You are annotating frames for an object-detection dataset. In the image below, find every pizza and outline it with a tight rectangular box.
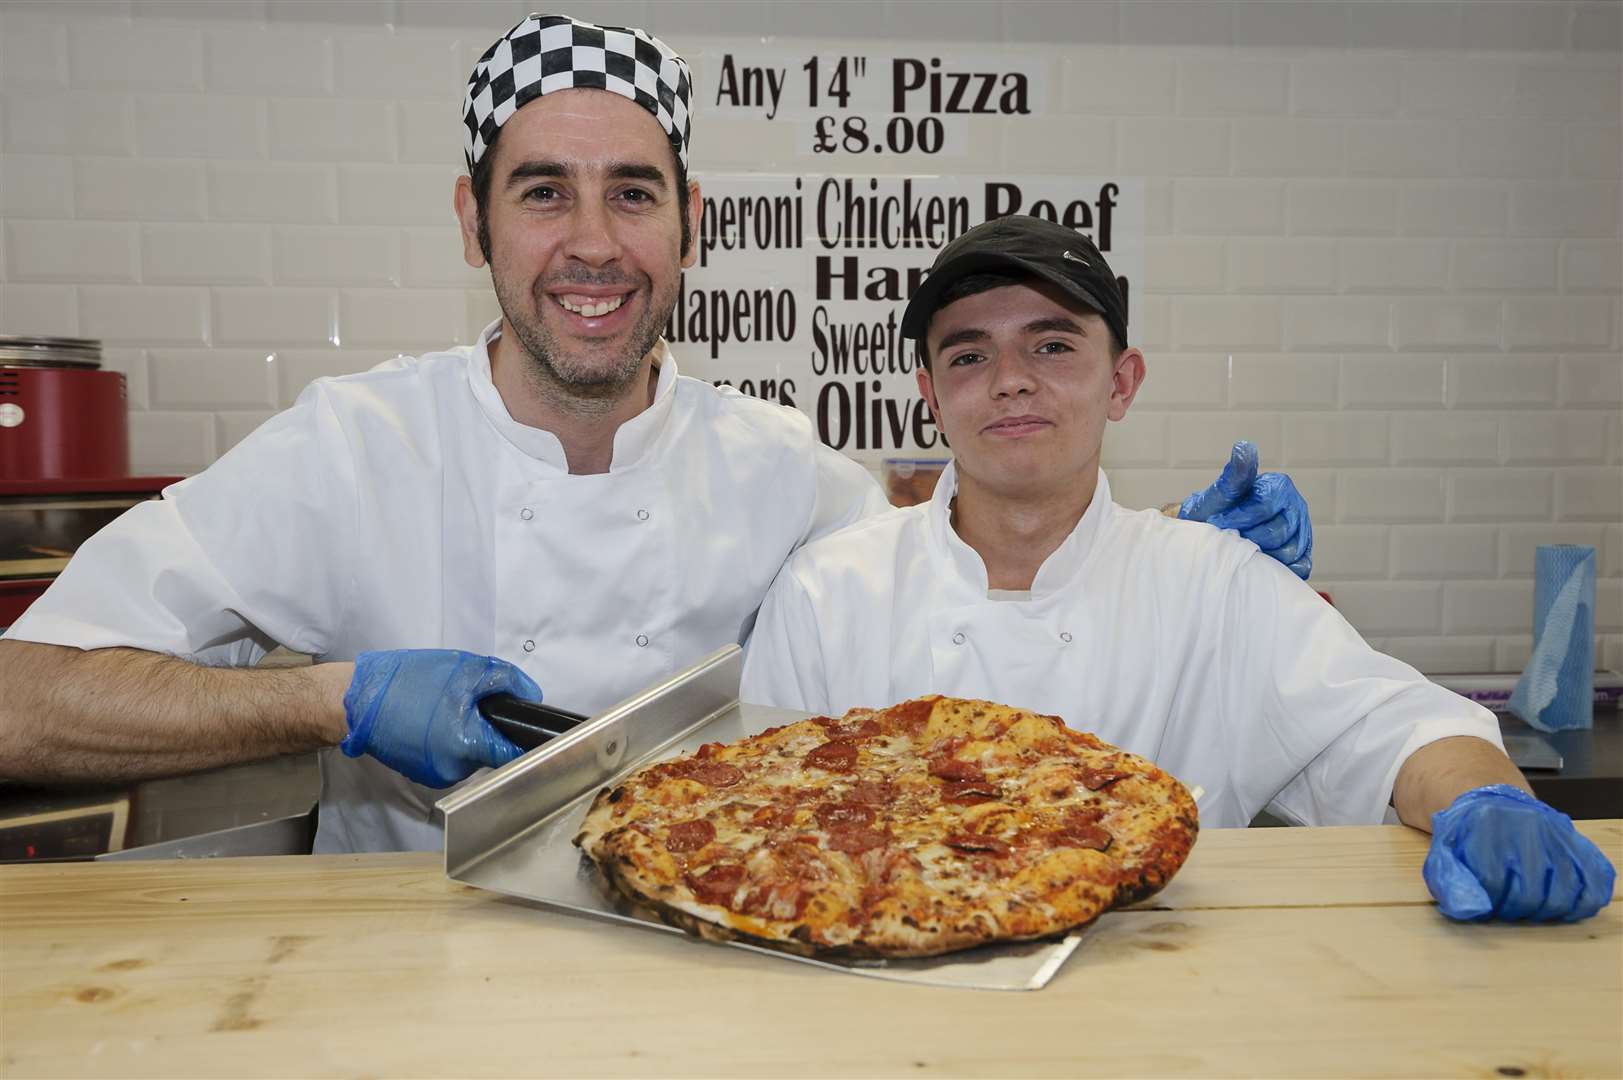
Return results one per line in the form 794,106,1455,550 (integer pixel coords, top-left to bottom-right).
573,695,1198,959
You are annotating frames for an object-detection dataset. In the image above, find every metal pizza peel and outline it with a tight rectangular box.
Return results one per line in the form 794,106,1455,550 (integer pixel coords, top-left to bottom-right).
436,645,1089,991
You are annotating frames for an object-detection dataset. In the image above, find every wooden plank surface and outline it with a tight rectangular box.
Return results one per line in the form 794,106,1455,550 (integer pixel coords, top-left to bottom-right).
2,823,1619,1079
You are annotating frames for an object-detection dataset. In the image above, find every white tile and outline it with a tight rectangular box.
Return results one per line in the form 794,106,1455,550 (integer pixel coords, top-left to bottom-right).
1120,1,1232,46
1449,469,1553,522
1064,51,1176,115
273,348,396,406
1175,180,1284,236
686,112,799,173
1562,241,1623,293
265,0,387,23
1118,118,1229,177
129,411,215,474
1229,354,1337,408
1461,1,1570,51
1099,412,1168,468
1231,118,1341,178
1398,59,1516,120
1448,354,1560,408
143,224,271,285
1500,524,1609,578
0,284,77,336
1598,581,1623,634
269,98,395,163
1501,412,1609,465
1391,526,1498,579
1167,413,1284,469
1134,295,1172,350
213,287,334,346
1444,581,1535,635
398,99,465,167
1344,122,1456,179
1310,524,1390,580
1171,296,1282,348
0,13,68,87
69,21,203,90
1281,411,1388,466
1558,354,1623,408
1131,354,1229,410
204,27,332,94
1101,467,1232,512
1000,116,1116,175
1233,1,1347,48
1288,183,1398,236
1556,467,1623,521
273,227,400,286
1390,413,1499,465
216,410,277,455
99,346,148,411
338,288,471,348
1330,582,1443,636
135,94,266,160
1143,238,1224,294
209,163,337,224
1392,298,1502,350
76,158,207,221
1494,636,1533,672
1514,64,1622,123
401,228,485,288
1456,122,1567,181
79,285,208,344
1227,238,1336,293
1610,411,1623,465
4,92,133,156
1289,58,1400,118
334,29,463,99
1505,298,1614,352
1604,522,1622,577
1000,1,1120,45
6,221,138,283
1397,184,1508,237
1451,240,1559,292
1339,239,1450,293
339,164,459,225
1380,636,1496,675
139,0,268,18
1284,297,1391,350
1345,1,1461,49
1340,354,1446,409
0,154,73,218
1339,468,1446,522
148,349,277,409
1177,58,1286,116
1510,182,1620,238
1569,124,1622,180
1571,2,1623,50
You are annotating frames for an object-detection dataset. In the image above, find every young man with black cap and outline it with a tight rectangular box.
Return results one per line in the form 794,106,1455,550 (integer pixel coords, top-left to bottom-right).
0,15,1311,855
741,215,1614,923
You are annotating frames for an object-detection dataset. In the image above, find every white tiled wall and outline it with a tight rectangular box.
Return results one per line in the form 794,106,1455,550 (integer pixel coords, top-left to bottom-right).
1,0,1619,674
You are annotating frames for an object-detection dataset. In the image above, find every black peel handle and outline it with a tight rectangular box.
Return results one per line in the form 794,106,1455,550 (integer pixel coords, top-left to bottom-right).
478,694,589,751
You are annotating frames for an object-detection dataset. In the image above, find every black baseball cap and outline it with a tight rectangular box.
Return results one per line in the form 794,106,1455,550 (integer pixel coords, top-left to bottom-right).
900,215,1128,351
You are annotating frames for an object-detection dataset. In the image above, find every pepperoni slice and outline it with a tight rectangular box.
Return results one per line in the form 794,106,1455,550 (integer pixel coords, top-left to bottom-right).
814,801,876,829
846,779,895,806
664,819,715,853
750,804,797,829
681,761,743,787
1050,824,1112,852
826,827,886,854
884,697,938,734
805,739,859,772
944,833,1011,856
685,863,746,906
941,780,1000,805
929,756,986,783
1079,765,1129,791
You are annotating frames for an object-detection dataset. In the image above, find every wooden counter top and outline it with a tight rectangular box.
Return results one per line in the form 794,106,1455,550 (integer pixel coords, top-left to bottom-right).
3,822,1619,1078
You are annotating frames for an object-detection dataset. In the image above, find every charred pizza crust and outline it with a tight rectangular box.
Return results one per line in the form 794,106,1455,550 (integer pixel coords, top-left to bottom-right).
573,696,1198,959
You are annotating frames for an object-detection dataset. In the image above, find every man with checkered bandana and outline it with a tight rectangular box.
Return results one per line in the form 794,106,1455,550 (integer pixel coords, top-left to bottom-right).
0,13,1313,853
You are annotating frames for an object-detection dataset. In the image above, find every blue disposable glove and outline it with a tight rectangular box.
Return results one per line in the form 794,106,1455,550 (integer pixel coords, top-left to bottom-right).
1179,440,1313,579
1423,784,1616,922
340,649,541,788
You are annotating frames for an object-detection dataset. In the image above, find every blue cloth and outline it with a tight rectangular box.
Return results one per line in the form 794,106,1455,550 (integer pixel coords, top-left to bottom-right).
340,649,540,788
1508,545,1596,732
1423,785,1615,922
1178,441,1313,579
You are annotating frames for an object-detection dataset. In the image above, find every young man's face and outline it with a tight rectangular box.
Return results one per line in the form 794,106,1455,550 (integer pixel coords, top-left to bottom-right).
917,279,1145,502
455,89,701,396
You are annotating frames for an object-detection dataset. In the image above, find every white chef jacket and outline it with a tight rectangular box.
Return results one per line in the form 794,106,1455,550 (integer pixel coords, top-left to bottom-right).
6,320,886,852
741,461,1503,829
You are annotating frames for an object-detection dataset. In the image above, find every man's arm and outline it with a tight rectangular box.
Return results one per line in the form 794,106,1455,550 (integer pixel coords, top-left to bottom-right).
0,639,351,784
1391,735,1531,831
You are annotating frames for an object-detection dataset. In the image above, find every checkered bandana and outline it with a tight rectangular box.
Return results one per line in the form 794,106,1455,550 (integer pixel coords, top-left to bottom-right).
462,13,693,172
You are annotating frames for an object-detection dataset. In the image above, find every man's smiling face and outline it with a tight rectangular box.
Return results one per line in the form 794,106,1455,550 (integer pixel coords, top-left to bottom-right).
459,88,699,401
917,278,1145,502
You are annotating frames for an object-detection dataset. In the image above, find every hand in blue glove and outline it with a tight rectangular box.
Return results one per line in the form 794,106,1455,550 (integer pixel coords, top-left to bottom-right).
1423,784,1616,922
340,649,540,788
1179,440,1313,579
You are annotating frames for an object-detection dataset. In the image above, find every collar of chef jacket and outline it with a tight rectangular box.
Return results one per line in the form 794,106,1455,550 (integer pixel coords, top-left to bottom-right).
925,460,1115,599
465,318,680,470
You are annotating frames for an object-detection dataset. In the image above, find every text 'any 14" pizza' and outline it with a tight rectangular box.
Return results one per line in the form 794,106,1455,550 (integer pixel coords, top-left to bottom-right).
574,695,1199,959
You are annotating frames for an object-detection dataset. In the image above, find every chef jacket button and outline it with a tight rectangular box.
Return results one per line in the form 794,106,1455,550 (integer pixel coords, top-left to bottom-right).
522,639,535,652
519,507,533,521
1060,631,1073,643
636,509,650,521
951,632,965,645
636,634,649,647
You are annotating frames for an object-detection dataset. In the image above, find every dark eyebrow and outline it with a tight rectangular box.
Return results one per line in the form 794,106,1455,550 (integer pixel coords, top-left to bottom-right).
934,327,990,352
503,160,670,190
1023,317,1087,336
609,162,669,189
505,160,570,189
